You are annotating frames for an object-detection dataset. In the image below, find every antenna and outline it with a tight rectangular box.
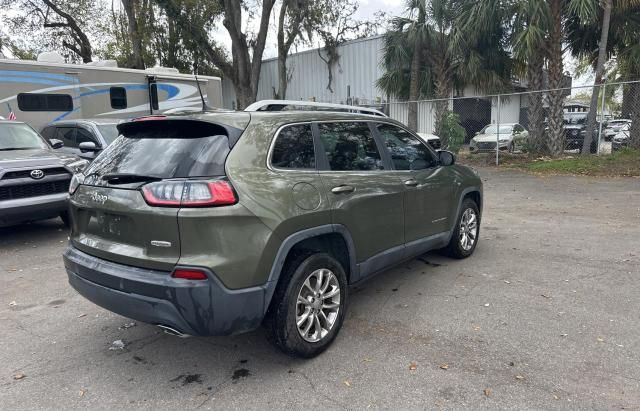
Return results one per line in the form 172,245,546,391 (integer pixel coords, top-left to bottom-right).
193,63,213,111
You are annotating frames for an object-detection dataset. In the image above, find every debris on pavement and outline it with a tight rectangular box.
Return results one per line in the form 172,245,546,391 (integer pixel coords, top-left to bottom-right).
343,380,351,387
515,375,525,380
13,373,26,380
119,322,136,330
484,388,492,397
9,301,17,306
109,339,126,350
439,364,449,370
409,362,417,371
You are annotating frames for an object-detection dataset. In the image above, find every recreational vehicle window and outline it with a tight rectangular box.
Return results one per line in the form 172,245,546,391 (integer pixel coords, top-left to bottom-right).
150,84,159,111
110,87,127,109
17,93,73,112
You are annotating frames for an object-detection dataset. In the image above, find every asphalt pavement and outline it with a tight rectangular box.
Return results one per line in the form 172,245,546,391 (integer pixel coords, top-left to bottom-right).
1,167,639,410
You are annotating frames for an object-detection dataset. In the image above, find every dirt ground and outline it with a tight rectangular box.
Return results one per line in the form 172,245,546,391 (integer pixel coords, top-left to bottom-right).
1,167,639,409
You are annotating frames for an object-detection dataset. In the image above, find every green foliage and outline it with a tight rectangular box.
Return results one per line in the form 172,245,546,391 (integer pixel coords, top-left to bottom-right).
525,148,640,176
439,111,465,153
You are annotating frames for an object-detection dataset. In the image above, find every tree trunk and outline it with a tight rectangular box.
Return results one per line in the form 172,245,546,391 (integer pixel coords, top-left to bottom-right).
546,0,565,157
122,0,145,69
407,38,421,131
582,0,612,155
276,1,289,99
41,0,92,62
433,61,451,147
527,57,546,155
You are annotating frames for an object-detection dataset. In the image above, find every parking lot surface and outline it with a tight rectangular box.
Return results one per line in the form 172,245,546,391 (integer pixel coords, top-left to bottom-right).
1,168,639,410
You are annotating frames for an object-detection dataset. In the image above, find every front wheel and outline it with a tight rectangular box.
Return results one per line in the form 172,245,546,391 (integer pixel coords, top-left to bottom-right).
264,253,348,358
440,198,480,259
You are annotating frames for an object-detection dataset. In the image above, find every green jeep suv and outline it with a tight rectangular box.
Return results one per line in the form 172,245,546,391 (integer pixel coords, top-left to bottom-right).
63,110,482,358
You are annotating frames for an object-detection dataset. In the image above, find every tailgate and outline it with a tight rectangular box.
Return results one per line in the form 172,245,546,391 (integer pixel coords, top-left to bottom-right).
70,184,180,271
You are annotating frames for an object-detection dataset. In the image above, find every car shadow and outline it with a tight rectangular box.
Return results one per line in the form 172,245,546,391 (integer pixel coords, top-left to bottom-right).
0,218,68,245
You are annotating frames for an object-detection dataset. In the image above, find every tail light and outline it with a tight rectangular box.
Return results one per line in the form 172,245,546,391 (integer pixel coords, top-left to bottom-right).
141,180,237,207
172,269,208,280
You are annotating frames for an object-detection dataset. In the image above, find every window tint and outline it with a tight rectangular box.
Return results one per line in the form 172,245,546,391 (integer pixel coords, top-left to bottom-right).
76,128,98,146
375,123,437,170
150,84,159,110
17,93,73,111
55,127,76,148
83,121,230,180
40,126,55,140
318,122,384,171
271,124,315,169
110,87,127,109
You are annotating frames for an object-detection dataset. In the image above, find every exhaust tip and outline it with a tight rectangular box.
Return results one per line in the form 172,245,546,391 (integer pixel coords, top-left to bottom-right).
157,324,190,338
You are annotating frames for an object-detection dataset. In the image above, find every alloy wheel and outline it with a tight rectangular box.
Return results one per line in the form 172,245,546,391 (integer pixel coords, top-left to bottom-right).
459,208,478,251
296,268,341,343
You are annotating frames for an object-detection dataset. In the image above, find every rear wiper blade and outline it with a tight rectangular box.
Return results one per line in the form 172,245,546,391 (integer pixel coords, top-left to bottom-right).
0,147,34,151
101,173,163,184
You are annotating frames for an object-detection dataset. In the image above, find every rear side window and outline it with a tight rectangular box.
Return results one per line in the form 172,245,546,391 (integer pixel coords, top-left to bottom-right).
271,124,315,169
110,87,127,109
318,122,384,171
17,93,73,111
83,120,230,179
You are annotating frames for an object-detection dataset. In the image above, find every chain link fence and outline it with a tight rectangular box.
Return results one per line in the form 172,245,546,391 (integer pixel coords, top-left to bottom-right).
365,80,640,165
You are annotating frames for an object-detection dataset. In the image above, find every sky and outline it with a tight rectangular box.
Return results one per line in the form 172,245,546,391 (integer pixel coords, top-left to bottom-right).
213,0,405,59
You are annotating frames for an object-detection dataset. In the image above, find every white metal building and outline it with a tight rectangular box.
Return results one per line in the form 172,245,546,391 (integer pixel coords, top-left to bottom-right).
222,35,547,137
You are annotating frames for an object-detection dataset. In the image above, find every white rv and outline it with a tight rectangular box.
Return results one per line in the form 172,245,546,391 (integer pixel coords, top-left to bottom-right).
0,53,223,131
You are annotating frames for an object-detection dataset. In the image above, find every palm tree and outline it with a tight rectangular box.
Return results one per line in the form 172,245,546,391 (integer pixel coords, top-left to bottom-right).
378,0,512,146
509,0,553,155
378,0,430,131
566,0,640,150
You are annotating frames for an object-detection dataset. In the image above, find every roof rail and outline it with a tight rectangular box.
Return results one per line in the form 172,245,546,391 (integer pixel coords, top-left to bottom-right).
244,100,387,117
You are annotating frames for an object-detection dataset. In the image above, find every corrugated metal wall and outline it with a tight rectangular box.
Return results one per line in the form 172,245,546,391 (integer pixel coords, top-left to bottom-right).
223,36,387,108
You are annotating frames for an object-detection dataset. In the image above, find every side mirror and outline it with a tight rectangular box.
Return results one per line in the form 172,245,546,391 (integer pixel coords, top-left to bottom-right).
475,131,480,136
49,139,64,149
438,150,456,166
79,141,100,153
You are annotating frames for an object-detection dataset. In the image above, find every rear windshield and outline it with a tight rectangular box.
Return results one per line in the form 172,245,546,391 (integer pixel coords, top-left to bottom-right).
83,120,230,179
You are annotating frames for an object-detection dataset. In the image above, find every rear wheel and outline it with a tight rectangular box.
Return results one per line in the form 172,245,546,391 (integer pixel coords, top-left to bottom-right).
264,252,347,358
440,198,480,259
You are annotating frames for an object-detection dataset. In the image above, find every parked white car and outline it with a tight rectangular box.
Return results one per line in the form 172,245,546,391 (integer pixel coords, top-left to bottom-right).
469,123,528,153
612,123,631,151
605,119,631,141
416,132,441,150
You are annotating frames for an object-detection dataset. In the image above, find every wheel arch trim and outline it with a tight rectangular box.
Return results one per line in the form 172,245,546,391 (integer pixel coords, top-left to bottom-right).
262,224,357,314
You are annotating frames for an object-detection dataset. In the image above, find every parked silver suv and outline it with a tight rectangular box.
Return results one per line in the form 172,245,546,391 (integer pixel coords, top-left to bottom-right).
0,120,87,227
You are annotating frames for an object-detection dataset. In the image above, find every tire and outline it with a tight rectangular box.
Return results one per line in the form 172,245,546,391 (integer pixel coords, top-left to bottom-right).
440,198,480,259
264,252,348,358
60,211,70,227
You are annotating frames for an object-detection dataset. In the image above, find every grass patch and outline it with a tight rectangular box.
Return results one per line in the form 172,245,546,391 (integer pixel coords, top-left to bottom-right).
458,149,640,177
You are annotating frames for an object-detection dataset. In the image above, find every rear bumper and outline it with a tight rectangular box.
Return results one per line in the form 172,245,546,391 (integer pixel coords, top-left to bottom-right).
63,245,266,336
0,193,68,227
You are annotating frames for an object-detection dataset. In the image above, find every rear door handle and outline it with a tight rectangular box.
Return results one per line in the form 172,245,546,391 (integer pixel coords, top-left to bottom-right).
404,179,419,187
331,185,355,194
